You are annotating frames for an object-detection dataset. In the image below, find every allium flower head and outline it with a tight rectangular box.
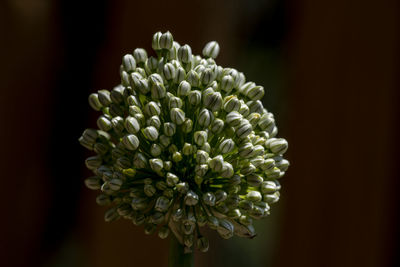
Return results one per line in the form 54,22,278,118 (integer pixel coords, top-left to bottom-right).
79,31,289,252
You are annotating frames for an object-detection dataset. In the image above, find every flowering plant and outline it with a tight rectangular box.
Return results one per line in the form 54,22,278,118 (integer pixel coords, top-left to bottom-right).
79,31,289,261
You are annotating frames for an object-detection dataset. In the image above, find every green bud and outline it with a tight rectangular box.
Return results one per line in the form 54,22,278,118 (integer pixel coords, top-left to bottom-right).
159,134,171,147
172,151,183,162
132,213,146,226
131,197,148,210
122,134,139,150
158,226,170,239
184,234,194,248
96,194,111,206
182,118,193,133
133,152,148,169
182,143,195,155
144,184,156,197
197,236,209,252
151,212,165,224
202,41,220,59
166,172,179,187
170,108,185,125
149,144,162,157
122,54,136,73
116,156,131,169
82,128,98,144
85,156,102,170
84,176,102,190
109,178,123,191
143,126,159,141
144,223,157,235
168,96,183,109
159,31,173,49
104,208,120,222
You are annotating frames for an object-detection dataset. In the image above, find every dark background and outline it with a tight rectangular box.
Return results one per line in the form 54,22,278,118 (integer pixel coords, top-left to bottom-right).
0,0,398,266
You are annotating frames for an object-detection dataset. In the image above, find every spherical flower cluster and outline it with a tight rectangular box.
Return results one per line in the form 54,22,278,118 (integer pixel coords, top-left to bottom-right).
79,31,289,252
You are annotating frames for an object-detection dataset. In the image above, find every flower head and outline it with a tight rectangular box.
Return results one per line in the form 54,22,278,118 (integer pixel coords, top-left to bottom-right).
79,31,289,252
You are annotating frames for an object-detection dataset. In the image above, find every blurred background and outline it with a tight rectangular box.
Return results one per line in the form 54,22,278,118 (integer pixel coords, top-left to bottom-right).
0,0,399,266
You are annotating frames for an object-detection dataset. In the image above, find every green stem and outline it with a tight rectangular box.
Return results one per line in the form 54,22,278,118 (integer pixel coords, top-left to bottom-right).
168,235,194,267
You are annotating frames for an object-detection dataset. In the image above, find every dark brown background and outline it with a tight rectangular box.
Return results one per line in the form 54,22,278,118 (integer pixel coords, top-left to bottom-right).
0,0,398,266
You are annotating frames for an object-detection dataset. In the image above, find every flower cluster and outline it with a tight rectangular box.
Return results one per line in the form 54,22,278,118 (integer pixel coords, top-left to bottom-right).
79,31,289,252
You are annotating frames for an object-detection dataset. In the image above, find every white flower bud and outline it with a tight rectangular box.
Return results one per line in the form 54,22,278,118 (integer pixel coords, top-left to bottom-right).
248,100,264,114
163,62,176,80
143,126,159,141
149,158,163,172
184,190,199,206
97,90,112,107
163,122,176,137
166,172,179,187
275,159,290,172
198,108,214,127
145,56,158,74
200,68,216,85
97,116,112,131
177,44,192,63
182,143,195,155
261,181,278,194
170,108,185,125
177,80,191,96
223,95,241,112
236,121,252,139
204,91,222,111
110,85,125,104
84,176,101,190
210,118,224,134
246,85,264,100
194,131,208,146
196,150,209,164
220,162,234,178
217,219,234,239
167,41,179,60
174,67,186,84
186,70,200,87
247,113,261,127
195,164,208,177
209,155,224,172
226,111,242,127
268,138,288,155
133,48,147,64
264,192,280,204
125,116,141,134
88,93,102,111
152,31,162,50
147,115,161,129
122,54,136,73
219,138,235,154
220,75,234,93
239,143,254,158
159,31,173,49
239,101,250,117
246,174,263,187
188,90,201,105
176,182,189,194
122,134,140,150
172,151,183,162
150,82,166,99
246,191,262,202
202,41,220,59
